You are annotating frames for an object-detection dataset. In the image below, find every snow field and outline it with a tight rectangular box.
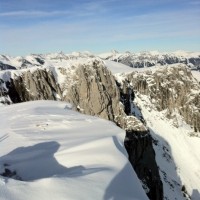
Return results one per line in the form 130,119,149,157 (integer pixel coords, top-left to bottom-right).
0,100,148,200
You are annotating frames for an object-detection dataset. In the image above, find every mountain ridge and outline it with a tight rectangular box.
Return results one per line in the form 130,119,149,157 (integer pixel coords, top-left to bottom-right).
0,51,200,200
1,50,200,71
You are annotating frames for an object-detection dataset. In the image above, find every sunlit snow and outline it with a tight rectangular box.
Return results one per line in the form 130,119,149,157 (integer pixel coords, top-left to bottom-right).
0,100,148,200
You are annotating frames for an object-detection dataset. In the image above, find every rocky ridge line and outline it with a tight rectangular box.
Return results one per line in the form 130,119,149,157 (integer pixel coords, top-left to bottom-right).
101,51,200,70
126,64,200,132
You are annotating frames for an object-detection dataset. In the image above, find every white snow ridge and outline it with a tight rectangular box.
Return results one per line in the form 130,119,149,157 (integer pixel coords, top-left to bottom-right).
0,101,148,200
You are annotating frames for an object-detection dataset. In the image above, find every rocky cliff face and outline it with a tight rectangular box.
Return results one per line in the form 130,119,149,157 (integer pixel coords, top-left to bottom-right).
1,69,62,103
126,64,200,132
62,60,163,200
0,62,16,70
125,130,163,200
65,60,121,121
117,79,163,200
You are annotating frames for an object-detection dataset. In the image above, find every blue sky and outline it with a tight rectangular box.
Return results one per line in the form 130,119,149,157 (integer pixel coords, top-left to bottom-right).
0,0,200,55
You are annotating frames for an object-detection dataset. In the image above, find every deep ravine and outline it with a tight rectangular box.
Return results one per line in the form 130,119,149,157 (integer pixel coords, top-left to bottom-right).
118,80,163,200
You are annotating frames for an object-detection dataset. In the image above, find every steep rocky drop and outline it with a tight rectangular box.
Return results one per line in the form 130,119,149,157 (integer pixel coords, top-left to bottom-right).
64,60,163,199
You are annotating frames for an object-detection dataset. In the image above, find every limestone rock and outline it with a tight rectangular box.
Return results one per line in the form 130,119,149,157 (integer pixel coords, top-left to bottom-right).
1,69,62,103
65,60,162,200
127,64,200,132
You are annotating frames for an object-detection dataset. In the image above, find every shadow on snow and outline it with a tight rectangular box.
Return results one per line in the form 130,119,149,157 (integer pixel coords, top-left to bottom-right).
0,141,109,181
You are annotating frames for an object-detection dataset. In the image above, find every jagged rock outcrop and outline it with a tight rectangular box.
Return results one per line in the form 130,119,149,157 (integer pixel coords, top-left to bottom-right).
127,64,200,132
65,60,121,121
125,130,163,200
0,164,22,181
0,62,16,70
64,60,147,132
0,69,62,103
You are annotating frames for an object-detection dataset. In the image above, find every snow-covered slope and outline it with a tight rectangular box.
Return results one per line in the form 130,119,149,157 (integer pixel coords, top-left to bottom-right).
134,94,200,200
0,100,148,200
192,70,200,81
104,60,135,74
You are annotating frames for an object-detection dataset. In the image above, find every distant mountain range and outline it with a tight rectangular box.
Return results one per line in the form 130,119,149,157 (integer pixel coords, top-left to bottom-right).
1,50,200,71
99,50,200,69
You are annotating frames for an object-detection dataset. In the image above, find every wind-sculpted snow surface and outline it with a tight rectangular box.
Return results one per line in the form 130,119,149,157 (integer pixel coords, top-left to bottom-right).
0,101,148,200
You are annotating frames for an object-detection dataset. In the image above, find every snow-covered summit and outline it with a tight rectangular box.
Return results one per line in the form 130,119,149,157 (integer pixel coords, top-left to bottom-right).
0,100,148,200
0,51,96,71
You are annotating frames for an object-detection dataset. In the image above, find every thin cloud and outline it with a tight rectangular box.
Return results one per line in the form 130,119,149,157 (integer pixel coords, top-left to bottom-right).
1,8,199,45
0,10,69,17
0,0,111,18
0,9,98,18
